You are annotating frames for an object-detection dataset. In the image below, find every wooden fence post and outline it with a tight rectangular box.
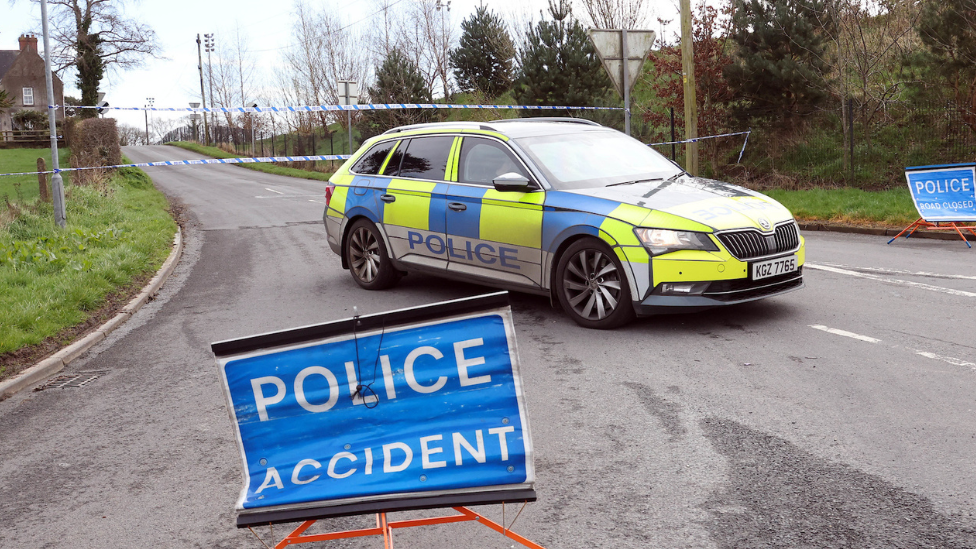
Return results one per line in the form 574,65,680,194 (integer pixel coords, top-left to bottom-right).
37,157,51,203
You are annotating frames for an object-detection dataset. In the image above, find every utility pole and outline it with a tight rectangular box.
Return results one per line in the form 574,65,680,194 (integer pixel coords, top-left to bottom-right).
40,0,66,227
204,33,215,145
196,34,209,146
680,0,699,176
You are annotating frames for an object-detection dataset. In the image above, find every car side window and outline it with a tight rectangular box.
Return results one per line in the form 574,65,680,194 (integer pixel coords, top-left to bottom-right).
396,136,454,181
351,141,397,175
382,143,404,176
458,137,528,186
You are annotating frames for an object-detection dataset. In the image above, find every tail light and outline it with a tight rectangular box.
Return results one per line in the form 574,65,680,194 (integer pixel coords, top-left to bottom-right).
325,183,335,207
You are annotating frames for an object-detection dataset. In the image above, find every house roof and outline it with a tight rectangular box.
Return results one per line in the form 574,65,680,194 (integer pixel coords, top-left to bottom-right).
0,50,19,80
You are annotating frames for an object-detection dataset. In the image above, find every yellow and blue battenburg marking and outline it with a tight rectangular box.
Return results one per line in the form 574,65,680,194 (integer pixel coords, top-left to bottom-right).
324,128,803,306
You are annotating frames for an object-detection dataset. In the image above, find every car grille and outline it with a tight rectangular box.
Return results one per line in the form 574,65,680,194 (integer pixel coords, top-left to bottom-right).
702,268,803,302
716,222,800,261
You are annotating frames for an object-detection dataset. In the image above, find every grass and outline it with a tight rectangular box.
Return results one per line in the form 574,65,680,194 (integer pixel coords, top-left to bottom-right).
0,147,72,204
170,141,334,182
765,187,917,226
0,163,176,372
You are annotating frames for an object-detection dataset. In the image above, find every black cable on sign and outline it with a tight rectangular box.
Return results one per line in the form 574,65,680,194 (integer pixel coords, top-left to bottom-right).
351,306,383,409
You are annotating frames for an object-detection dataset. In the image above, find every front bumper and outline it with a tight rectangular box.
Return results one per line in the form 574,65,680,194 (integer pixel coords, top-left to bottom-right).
632,268,804,316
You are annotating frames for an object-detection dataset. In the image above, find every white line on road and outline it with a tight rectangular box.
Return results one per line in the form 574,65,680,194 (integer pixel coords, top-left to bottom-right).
817,262,976,281
309,200,325,204
809,325,882,343
264,187,284,195
914,350,976,369
806,263,976,298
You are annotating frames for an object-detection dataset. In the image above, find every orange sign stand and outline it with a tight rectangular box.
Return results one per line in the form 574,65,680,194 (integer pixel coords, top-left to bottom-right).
888,218,976,248
248,504,546,549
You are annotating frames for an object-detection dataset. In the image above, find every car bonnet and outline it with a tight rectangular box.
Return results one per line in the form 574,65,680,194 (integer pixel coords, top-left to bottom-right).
565,174,795,232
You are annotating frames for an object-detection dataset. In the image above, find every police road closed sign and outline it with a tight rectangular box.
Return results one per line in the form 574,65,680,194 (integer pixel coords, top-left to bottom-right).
211,293,534,525
905,163,976,222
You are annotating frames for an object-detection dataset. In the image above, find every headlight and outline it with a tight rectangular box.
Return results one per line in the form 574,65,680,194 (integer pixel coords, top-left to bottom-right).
634,228,719,256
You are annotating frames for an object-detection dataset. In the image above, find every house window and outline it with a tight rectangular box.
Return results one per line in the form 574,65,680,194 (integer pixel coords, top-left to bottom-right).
23,87,34,106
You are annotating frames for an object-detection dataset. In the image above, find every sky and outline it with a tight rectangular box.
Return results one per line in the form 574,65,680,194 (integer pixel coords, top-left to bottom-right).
1,0,668,134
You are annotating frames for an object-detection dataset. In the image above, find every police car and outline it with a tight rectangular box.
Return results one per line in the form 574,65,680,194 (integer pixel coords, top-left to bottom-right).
323,119,804,329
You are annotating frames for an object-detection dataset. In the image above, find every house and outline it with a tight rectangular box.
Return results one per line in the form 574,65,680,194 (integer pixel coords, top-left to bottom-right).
0,34,64,133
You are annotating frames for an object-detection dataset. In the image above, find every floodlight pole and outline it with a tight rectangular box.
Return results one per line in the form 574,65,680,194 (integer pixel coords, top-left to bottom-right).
40,0,66,227
196,34,209,145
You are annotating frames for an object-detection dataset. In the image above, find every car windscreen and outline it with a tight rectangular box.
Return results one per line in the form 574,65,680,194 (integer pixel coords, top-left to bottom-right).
514,130,683,190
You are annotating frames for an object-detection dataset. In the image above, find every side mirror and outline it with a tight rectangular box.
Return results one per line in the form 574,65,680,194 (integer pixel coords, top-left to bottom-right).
492,172,535,193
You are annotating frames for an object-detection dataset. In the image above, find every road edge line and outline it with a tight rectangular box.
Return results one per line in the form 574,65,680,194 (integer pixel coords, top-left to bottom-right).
0,228,183,400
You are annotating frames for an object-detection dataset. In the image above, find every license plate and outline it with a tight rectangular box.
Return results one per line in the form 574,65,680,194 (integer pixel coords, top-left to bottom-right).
751,255,798,280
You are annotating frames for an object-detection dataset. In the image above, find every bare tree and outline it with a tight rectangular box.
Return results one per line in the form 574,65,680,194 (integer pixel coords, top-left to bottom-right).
208,25,257,149
116,122,141,146
285,1,371,151
575,0,654,29
807,0,921,156
404,0,456,99
41,0,159,113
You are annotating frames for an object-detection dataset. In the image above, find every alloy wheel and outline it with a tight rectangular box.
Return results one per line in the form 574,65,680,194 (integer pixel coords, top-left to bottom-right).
349,226,381,283
561,249,623,321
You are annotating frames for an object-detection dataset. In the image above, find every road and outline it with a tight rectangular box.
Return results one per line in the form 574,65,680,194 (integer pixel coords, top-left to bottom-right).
1,144,974,548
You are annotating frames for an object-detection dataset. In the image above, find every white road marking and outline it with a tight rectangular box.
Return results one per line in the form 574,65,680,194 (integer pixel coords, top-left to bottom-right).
817,262,976,281
309,200,325,204
809,325,882,343
914,350,976,369
806,263,976,298
264,187,284,194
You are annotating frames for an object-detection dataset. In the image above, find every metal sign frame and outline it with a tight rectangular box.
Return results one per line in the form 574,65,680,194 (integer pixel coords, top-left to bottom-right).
588,29,656,136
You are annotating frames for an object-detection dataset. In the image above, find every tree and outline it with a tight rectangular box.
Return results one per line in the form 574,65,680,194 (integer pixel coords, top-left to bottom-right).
644,1,735,171
0,90,13,115
918,0,976,132
513,0,612,115
285,1,370,152
45,0,159,117
724,0,833,119
116,122,141,146
13,109,48,130
578,0,653,28
360,49,433,140
450,6,515,97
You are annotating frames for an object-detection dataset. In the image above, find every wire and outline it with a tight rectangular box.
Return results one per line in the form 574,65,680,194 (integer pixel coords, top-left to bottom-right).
339,0,409,32
351,307,383,409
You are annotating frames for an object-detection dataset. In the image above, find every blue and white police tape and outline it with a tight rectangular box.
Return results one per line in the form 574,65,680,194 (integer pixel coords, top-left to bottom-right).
0,155,351,177
648,130,752,163
53,102,622,113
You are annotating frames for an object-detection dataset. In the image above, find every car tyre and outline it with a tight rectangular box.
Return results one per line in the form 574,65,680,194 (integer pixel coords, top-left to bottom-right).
345,219,400,290
555,238,635,329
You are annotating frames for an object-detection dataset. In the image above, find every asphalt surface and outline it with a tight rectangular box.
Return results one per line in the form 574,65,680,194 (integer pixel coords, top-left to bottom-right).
1,144,974,548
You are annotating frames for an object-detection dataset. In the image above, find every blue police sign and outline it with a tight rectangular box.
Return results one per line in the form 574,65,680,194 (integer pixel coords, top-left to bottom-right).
212,293,535,526
905,163,976,222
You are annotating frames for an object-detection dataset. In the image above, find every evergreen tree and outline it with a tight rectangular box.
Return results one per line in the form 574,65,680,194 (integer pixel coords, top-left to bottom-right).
449,6,515,98
725,0,832,119
513,0,611,116
359,49,434,140
918,0,976,132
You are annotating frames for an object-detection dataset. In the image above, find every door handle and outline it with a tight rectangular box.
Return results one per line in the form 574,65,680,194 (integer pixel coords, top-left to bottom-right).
380,194,396,203
448,202,467,211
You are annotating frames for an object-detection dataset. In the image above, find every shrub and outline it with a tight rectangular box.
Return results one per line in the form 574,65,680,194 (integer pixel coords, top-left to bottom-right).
66,117,121,187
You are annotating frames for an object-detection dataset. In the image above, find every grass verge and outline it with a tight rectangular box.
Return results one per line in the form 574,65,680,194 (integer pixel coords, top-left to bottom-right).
764,187,917,227
0,148,72,204
0,164,177,381
169,141,334,182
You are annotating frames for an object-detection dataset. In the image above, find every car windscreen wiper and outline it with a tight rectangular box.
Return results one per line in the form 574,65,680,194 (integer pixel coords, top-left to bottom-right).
606,177,663,187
